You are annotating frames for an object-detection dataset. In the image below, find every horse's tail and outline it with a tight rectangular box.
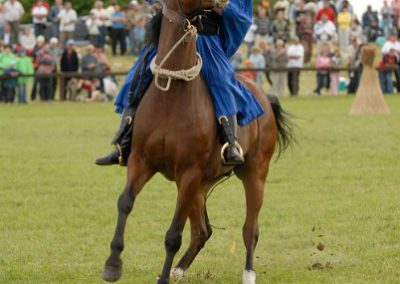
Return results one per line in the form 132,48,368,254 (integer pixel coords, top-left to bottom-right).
267,94,296,158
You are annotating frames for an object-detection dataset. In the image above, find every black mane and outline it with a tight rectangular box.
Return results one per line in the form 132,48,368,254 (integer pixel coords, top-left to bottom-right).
145,11,163,46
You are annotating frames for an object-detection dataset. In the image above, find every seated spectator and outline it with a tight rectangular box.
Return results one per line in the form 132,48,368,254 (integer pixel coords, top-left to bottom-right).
31,0,50,38
16,49,34,104
287,35,304,96
316,0,336,23
2,60,20,103
80,45,99,98
379,48,398,94
330,48,342,96
259,40,273,86
60,39,79,100
272,10,290,42
366,20,384,43
350,19,363,44
314,43,332,95
362,5,379,30
37,44,56,101
270,39,288,97
19,26,36,54
1,24,15,47
249,45,266,86
313,14,336,52
95,46,111,72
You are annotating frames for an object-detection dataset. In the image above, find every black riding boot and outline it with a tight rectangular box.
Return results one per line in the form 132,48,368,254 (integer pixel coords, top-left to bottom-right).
219,115,245,166
95,107,135,166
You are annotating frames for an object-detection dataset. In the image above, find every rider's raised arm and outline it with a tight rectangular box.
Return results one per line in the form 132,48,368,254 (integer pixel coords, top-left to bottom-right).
219,0,253,59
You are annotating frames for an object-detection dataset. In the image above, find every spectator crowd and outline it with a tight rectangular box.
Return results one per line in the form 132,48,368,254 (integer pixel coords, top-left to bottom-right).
1,0,400,104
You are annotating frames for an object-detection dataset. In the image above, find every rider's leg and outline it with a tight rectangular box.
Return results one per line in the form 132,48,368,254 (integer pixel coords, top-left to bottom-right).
95,46,157,166
219,115,244,165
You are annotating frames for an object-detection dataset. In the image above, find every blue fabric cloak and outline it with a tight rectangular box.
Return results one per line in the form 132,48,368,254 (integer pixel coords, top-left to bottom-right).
114,0,265,126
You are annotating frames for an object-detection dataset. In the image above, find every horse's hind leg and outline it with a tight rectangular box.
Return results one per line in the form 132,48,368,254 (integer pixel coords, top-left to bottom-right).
172,199,212,277
157,171,201,284
237,163,269,284
103,157,154,282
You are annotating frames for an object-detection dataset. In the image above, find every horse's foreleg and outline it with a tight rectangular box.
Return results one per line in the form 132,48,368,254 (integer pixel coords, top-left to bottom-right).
239,166,269,284
157,171,201,284
173,198,211,277
103,158,153,282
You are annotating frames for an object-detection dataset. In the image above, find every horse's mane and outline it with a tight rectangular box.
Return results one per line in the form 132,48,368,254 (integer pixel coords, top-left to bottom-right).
145,11,163,46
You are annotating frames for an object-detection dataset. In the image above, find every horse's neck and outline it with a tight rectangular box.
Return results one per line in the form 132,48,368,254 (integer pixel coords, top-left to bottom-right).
156,17,198,70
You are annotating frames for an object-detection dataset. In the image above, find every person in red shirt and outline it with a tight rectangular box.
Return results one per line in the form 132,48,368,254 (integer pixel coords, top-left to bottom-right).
315,0,336,23
379,48,398,94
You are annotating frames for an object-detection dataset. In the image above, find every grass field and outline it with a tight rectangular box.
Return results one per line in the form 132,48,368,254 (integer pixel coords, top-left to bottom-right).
1,96,399,284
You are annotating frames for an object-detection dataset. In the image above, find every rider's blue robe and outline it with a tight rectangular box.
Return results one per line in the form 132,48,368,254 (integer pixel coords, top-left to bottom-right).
114,0,264,126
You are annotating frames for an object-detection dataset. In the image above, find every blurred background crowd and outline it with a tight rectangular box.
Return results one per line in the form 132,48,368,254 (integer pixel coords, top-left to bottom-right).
0,0,399,104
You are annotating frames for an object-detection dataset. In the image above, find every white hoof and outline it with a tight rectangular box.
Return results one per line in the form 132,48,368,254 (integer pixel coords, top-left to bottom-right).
170,268,185,280
242,270,256,284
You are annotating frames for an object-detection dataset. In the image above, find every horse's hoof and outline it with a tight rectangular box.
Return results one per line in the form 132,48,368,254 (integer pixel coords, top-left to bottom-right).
170,268,185,280
102,265,122,282
242,270,256,284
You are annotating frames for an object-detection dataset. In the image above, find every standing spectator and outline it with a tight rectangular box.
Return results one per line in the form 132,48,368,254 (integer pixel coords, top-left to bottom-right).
126,0,145,55
0,45,18,102
316,0,336,23
286,36,304,96
30,36,46,101
270,39,288,97
86,12,101,46
48,0,63,39
16,49,34,103
304,0,318,16
110,4,127,56
58,2,78,47
248,46,266,86
350,19,363,44
366,20,384,43
381,1,393,37
297,11,314,63
19,26,36,54
254,7,273,45
4,0,25,44
330,48,342,96
1,24,15,46
243,20,257,57
337,5,352,51
274,0,291,20
60,39,79,100
132,17,146,55
90,1,108,48
362,6,379,30
293,0,307,28
0,4,7,37
313,14,336,52
381,34,400,91
230,51,243,70
379,48,398,94
259,40,273,87
392,0,400,31
2,61,20,103
272,10,290,43
31,0,50,38
49,38,61,99
105,0,117,38
314,43,331,95
37,44,55,101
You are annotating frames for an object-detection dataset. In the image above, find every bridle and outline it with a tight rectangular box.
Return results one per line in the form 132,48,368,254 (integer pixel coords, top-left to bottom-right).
150,0,229,91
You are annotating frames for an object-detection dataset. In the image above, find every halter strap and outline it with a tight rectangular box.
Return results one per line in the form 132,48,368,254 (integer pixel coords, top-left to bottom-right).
162,3,188,25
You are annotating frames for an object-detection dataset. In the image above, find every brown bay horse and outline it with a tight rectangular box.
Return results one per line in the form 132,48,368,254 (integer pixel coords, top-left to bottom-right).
102,0,294,283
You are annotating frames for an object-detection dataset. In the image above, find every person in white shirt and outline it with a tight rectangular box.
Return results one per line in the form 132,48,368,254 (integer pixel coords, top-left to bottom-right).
32,0,49,37
274,0,291,20
381,34,400,54
3,0,25,43
58,2,78,47
19,26,36,53
90,1,109,48
287,36,305,96
313,14,337,52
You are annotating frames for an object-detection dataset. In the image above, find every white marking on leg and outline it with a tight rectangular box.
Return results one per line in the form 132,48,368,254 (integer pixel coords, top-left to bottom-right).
242,270,256,284
170,268,185,280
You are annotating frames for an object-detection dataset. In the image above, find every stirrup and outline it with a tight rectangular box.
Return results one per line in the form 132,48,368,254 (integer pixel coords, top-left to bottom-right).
220,141,244,164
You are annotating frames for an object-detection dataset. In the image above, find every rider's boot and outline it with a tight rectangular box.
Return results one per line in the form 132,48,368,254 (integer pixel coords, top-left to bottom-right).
95,107,135,166
219,115,245,166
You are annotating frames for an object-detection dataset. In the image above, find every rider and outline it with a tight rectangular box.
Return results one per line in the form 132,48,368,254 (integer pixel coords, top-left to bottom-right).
96,0,264,166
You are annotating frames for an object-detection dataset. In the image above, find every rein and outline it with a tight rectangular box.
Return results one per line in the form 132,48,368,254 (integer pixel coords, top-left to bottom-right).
150,4,203,92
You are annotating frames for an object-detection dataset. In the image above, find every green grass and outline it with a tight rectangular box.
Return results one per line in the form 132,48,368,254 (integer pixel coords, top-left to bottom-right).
1,96,399,284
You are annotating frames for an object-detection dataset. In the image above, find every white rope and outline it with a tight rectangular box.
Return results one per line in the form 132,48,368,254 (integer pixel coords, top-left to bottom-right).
150,23,203,91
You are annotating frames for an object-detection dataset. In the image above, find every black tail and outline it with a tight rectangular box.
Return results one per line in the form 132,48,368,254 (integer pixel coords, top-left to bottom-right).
267,95,296,158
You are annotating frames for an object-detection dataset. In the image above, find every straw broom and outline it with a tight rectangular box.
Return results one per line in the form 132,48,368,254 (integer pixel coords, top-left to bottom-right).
350,44,390,115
